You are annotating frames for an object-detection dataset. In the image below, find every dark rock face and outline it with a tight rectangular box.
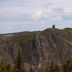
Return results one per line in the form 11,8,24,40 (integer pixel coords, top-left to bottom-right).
0,28,72,67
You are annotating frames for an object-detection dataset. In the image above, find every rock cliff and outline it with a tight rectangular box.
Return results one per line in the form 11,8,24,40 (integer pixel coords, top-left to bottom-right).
0,28,72,67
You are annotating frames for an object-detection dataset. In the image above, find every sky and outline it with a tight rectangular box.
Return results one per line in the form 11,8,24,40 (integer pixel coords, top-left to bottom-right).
0,0,72,33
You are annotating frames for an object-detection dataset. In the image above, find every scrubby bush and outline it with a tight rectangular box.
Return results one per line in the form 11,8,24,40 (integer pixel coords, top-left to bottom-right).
0,60,72,72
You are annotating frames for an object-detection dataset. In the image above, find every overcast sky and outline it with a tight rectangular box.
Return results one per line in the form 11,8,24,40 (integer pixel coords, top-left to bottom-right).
0,0,72,33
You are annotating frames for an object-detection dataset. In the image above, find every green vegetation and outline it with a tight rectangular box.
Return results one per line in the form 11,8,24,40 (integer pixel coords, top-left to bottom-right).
0,63,25,72
6,32,37,42
44,60,72,72
0,60,72,72
63,28,72,34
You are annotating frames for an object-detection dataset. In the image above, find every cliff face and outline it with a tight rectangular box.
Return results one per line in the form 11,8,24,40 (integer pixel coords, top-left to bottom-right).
0,28,72,66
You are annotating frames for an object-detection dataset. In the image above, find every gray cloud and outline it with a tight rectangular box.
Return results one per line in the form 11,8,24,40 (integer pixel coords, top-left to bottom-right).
0,0,72,33
0,14,32,22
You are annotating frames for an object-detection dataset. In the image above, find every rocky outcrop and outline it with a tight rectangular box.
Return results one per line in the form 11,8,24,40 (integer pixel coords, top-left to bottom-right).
0,28,72,67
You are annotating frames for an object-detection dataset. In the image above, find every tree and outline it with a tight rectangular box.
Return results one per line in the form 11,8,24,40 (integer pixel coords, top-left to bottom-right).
15,48,22,72
46,63,61,72
54,64,61,72
6,64,11,72
46,62,54,72
63,60,72,72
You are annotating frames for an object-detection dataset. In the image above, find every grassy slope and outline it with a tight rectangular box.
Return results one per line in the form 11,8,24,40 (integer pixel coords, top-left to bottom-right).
63,28,72,34
2,28,72,39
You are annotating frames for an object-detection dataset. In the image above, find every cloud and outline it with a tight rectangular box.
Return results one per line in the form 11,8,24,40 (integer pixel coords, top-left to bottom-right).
48,16,63,24
32,8,63,22
64,8,72,15
0,0,72,33
0,0,72,17
0,0,13,2
46,0,72,15
32,10,44,21
53,8,64,13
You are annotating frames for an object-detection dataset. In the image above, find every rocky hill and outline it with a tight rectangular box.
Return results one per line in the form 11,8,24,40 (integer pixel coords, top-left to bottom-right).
0,28,72,68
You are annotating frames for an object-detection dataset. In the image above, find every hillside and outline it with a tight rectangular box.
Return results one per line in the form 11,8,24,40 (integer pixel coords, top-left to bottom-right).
0,28,72,68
